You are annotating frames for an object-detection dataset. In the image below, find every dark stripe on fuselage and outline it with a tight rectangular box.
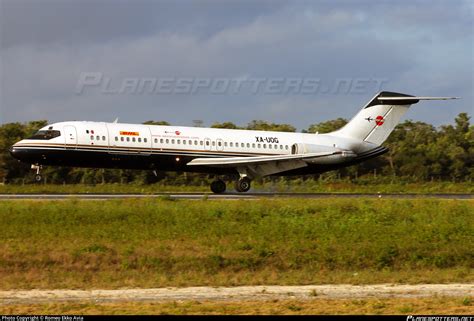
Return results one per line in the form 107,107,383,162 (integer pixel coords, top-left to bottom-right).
11,142,389,176
11,145,235,174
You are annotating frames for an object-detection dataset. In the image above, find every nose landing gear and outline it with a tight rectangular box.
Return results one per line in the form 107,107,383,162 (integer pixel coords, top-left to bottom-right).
32,164,42,182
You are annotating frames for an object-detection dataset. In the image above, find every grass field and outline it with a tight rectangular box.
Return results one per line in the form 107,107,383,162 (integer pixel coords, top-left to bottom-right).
0,180,472,194
0,198,472,290
1,297,472,315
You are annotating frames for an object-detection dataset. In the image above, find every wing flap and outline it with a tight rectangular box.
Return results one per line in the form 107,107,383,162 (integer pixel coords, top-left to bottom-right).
187,151,349,177
187,151,338,167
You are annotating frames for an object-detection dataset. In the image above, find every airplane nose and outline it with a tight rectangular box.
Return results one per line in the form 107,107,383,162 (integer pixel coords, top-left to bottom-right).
9,146,19,159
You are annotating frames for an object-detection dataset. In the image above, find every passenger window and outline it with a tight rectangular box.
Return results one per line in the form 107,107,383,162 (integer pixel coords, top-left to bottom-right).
269,144,272,149
280,145,283,149
115,137,118,141
230,142,233,147
285,145,289,150
86,130,89,134
171,139,175,144
183,140,186,145
189,140,192,145
154,138,157,143
126,137,130,142
252,143,255,148
218,141,221,146
138,137,141,142
258,144,261,148
166,139,169,143
144,138,147,143
102,136,106,141
206,141,209,146
195,140,198,145
132,137,136,142
177,139,181,144
224,142,228,147
246,143,250,148
160,139,163,143
212,141,215,146
200,141,203,145
263,144,266,148
90,135,94,140
121,137,124,142
96,135,100,140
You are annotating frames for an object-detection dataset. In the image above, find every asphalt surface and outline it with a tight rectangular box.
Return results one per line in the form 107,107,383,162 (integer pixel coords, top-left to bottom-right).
0,192,472,200
1,284,472,304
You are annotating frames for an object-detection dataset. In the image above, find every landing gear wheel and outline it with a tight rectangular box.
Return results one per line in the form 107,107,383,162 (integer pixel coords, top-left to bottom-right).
235,177,251,193
32,164,42,183
210,180,226,194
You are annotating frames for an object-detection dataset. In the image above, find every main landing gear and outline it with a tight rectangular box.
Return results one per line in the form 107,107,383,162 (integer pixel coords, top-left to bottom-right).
209,176,252,194
234,176,251,193
210,179,226,194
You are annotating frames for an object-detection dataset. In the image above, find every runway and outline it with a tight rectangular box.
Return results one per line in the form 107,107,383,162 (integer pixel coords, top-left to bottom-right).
1,284,472,304
0,192,472,200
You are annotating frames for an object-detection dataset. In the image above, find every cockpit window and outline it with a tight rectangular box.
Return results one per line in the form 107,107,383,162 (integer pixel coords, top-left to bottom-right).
28,130,61,140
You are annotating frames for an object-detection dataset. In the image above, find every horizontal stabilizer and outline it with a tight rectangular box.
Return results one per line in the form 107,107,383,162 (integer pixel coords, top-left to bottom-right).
380,96,459,101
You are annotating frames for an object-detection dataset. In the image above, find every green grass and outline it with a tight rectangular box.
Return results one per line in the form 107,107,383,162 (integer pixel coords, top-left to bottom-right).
3,297,472,315
0,180,472,194
0,198,472,289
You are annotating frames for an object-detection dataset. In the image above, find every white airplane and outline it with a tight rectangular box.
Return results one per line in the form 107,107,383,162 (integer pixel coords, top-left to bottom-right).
10,91,458,193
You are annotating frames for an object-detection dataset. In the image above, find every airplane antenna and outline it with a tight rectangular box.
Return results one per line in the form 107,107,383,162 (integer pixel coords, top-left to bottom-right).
113,117,119,123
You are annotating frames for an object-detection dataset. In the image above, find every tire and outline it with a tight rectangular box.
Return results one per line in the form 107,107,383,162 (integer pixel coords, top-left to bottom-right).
210,180,226,194
235,177,251,193
35,174,42,182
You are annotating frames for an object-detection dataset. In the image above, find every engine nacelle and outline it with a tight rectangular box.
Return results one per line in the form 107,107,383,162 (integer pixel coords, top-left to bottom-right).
291,143,356,164
290,143,333,154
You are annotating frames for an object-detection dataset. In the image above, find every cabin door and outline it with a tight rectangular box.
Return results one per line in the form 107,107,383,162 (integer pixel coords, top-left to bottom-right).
63,125,77,149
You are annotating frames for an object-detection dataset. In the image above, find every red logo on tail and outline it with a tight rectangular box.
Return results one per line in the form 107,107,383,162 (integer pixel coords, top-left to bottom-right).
375,116,385,126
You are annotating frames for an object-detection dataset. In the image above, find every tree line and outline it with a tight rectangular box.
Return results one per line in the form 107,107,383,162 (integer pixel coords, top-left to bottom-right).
0,113,472,184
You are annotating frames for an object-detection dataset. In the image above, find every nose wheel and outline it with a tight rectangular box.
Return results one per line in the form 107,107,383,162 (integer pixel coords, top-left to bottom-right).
210,179,226,194
32,164,42,182
235,177,251,193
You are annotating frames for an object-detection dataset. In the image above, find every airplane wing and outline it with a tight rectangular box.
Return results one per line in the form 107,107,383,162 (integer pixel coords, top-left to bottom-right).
187,151,345,177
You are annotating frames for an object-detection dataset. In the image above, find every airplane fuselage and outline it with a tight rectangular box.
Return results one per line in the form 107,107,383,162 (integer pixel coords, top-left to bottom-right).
10,120,386,177
11,92,454,192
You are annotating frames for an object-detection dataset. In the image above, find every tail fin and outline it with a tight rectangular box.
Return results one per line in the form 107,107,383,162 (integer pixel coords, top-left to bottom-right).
332,91,459,145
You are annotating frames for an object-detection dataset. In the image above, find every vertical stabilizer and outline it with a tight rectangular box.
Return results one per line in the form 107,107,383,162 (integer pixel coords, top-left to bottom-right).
332,91,458,145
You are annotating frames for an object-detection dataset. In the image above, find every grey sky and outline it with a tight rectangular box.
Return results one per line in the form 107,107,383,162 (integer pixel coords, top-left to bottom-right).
0,0,472,130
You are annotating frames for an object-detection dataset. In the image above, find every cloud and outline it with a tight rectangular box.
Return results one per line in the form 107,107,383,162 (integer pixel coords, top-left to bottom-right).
0,0,472,129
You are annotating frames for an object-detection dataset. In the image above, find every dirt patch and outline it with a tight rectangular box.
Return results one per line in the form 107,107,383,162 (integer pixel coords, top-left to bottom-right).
1,284,472,305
